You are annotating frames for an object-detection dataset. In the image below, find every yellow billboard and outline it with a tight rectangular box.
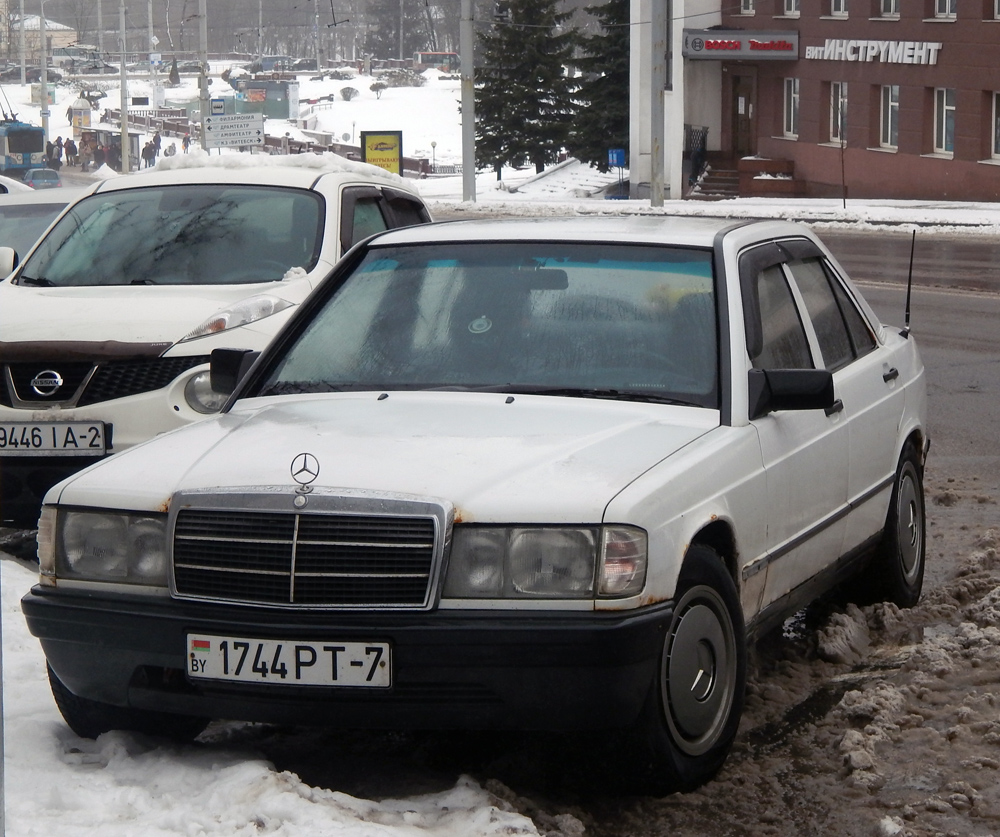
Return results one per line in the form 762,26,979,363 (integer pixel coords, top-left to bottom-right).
361,131,403,176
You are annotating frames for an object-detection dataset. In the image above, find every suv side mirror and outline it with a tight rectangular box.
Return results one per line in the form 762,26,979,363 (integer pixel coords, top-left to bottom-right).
748,368,835,420
210,348,260,396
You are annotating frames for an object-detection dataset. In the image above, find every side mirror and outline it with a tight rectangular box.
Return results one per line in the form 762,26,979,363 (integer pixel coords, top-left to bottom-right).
748,368,835,420
210,348,260,396
0,246,19,277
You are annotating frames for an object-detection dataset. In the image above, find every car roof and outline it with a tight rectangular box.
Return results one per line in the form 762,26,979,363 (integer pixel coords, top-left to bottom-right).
362,215,814,250
91,152,417,194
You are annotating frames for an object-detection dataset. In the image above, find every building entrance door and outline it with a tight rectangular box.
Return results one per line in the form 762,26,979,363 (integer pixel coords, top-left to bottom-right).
733,74,756,158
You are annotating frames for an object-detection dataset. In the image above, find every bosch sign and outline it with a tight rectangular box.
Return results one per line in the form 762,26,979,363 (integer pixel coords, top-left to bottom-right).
683,29,799,61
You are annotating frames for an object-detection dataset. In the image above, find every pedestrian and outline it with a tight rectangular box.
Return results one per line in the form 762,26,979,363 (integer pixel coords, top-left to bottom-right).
64,137,78,166
94,144,106,169
163,141,177,157
182,133,191,153
79,137,93,172
152,131,162,158
141,141,155,168
45,140,54,167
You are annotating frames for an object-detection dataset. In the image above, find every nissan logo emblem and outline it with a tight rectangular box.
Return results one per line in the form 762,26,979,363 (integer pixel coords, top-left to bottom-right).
30,370,64,397
291,452,320,489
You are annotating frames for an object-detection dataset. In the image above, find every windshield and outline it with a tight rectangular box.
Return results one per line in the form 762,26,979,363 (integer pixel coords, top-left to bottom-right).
258,241,719,408
17,184,324,287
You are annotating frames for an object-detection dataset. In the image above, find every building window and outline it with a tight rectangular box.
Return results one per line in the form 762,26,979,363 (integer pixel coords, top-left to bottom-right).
993,93,1000,158
934,88,955,153
784,78,800,138
740,0,754,13
880,85,899,148
783,0,800,16
881,0,899,16
831,82,847,144
995,0,1000,20
831,0,847,16
935,0,956,18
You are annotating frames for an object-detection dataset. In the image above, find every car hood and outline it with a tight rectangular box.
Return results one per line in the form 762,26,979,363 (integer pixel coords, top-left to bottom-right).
51,392,720,522
0,280,311,347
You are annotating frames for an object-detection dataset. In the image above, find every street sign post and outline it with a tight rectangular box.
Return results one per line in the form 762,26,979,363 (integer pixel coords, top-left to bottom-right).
203,112,265,149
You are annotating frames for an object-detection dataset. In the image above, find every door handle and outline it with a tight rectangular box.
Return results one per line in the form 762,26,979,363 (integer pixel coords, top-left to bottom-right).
883,367,899,383
825,399,844,417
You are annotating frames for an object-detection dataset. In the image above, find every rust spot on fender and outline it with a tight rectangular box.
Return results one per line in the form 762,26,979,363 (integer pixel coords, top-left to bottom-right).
453,508,473,524
157,497,171,514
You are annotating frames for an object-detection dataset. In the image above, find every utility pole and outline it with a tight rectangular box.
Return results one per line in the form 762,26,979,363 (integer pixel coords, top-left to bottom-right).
18,0,25,85
198,0,208,149
460,0,475,201
40,0,49,141
649,0,666,207
398,0,403,61
314,0,320,71
98,0,104,55
119,0,129,171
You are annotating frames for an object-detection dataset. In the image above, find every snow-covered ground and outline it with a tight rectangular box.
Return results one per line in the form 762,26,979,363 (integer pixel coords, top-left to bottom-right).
3,64,1000,837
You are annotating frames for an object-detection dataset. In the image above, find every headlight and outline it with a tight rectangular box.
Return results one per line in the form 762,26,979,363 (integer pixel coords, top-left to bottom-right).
56,510,168,586
443,525,647,599
180,294,294,342
184,369,229,414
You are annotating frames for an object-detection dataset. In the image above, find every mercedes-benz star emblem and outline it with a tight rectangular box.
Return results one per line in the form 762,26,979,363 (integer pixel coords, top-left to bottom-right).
291,452,320,494
30,370,64,397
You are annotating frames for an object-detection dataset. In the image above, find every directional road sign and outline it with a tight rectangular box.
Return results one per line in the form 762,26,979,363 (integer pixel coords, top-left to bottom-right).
203,112,265,149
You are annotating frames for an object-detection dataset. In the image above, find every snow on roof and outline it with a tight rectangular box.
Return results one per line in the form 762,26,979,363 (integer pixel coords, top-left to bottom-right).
12,14,74,31
154,148,407,186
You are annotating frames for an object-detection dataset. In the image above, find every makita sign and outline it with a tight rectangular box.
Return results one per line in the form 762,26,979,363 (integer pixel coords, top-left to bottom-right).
804,39,942,64
683,30,799,61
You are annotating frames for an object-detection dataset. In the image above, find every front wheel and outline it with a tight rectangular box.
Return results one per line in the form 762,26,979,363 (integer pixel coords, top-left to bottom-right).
48,665,209,741
626,546,747,794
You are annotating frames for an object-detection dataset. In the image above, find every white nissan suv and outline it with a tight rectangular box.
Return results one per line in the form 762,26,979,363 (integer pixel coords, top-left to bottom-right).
0,153,431,526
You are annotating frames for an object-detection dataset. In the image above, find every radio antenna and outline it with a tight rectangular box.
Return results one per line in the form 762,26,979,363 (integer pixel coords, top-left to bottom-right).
901,229,915,338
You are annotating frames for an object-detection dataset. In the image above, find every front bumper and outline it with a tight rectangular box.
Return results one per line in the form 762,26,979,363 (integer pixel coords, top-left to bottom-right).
22,587,673,731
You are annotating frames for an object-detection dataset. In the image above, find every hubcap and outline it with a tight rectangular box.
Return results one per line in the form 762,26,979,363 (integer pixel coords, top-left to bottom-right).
897,466,923,580
663,585,737,756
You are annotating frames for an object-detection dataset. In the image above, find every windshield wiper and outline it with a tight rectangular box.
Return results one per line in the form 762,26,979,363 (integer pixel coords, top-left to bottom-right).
256,381,352,397
18,275,56,287
509,386,702,407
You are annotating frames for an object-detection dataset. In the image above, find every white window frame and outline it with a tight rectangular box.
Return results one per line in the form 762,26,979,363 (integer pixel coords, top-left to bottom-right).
784,78,800,138
934,87,955,154
831,82,847,144
880,84,899,149
995,0,1000,20
935,0,956,18
783,0,800,16
881,0,899,17
831,0,847,17
740,0,755,14
993,93,1000,159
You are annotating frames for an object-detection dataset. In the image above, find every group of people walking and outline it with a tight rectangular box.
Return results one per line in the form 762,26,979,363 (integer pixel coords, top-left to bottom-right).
45,135,112,173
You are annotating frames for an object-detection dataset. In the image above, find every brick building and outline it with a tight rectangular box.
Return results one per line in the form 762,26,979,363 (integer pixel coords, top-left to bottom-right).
693,0,1000,200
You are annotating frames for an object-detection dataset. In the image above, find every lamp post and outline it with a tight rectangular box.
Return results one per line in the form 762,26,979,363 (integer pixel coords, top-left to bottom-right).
40,0,49,142
431,140,436,172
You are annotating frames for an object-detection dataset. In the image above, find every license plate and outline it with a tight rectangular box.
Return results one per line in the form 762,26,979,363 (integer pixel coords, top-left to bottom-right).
186,634,391,688
0,422,107,456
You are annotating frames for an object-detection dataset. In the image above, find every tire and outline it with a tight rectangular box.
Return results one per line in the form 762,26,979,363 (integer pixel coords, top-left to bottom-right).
47,665,209,741
626,546,747,794
868,443,926,608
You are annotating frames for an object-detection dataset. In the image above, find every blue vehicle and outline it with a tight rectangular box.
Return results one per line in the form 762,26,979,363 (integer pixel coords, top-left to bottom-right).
0,120,47,176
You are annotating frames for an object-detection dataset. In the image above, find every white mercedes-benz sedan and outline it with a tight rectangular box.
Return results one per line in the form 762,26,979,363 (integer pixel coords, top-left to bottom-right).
22,216,927,793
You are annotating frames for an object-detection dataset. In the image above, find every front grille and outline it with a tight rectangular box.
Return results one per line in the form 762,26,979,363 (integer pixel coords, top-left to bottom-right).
173,509,439,608
79,356,210,405
2,356,209,407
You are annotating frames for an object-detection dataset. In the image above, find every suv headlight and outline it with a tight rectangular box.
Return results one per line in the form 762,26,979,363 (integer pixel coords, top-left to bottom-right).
48,510,169,586
180,294,294,342
443,525,647,599
184,369,228,414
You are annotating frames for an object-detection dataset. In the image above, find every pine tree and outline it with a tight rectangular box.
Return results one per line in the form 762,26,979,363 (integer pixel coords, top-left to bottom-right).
475,0,579,177
569,0,629,172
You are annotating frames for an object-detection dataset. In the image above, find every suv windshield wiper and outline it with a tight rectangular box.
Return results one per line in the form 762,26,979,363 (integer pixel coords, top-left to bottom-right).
18,275,56,287
509,386,702,407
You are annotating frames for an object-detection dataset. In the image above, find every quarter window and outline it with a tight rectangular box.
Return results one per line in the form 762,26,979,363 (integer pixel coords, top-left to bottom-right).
880,84,899,149
784,78,800,138
934,87,956,154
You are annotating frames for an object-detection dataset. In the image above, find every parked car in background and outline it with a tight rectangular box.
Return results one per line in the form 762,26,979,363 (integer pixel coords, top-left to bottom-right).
0,189,78,257
21,169,62,189
0,154,431,527
21,216,927,794
0,65,62,83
